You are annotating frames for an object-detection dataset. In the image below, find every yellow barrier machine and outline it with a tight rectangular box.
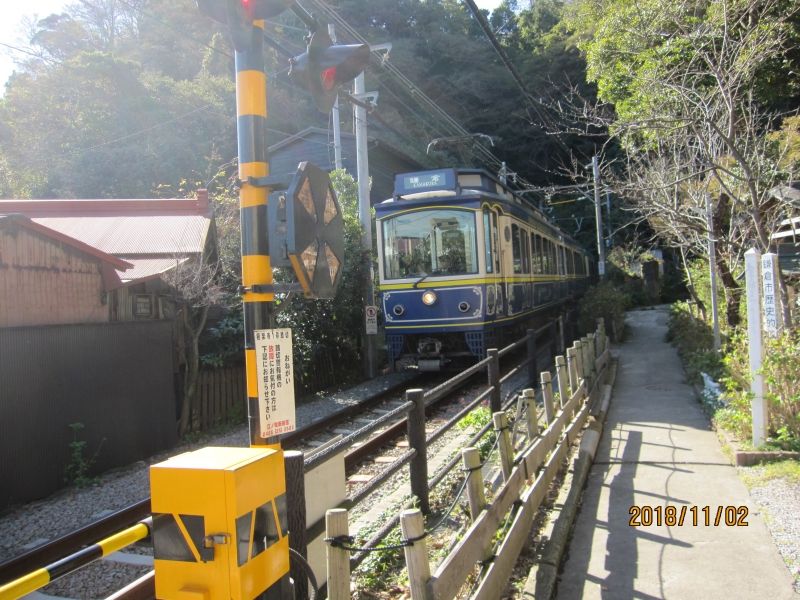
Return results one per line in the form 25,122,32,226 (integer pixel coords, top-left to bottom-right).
150,447,288,599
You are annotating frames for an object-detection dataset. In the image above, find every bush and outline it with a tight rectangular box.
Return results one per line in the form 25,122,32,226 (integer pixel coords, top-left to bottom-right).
762,331,800,448
666,301,723,384
578,281,631,341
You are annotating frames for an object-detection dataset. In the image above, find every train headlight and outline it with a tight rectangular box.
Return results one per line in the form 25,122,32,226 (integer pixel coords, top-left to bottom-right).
421,291,438,306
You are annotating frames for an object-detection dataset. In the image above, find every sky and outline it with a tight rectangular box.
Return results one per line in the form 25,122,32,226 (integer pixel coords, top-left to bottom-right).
0,0,506,92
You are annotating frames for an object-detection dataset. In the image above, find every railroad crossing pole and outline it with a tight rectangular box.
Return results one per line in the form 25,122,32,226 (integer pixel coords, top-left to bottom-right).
235,20,279,447
328,24,343,170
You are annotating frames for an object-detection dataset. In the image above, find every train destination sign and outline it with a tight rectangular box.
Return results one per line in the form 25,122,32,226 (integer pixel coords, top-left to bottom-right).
254,328,296,438
395,169,456,195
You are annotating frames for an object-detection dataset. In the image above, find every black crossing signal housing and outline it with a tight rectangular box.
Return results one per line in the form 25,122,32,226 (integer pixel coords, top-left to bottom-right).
289,29,370,113
281,162,345,299
196,0,294,50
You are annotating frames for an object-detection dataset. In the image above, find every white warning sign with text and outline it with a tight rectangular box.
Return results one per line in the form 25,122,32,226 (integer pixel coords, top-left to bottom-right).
254,328,296,438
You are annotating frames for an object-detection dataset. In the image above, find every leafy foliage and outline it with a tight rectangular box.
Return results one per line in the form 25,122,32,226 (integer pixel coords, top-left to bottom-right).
577,281,631,341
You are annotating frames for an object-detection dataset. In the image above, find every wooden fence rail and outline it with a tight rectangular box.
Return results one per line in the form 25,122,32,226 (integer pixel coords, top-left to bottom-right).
318,315,606,600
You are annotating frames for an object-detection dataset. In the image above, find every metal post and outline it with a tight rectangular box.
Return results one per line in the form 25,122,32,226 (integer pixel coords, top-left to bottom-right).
706,192,721,352
406,389,429,513
284,450,307,600
592,155,606,278
488,348,501,413
354,72,377,379
527,328,537,384
558,315,566,355
328,24,343,170
234,22,277,447
744,249,767,447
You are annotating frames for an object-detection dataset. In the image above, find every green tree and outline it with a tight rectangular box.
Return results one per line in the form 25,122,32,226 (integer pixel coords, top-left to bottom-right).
565,0,800,327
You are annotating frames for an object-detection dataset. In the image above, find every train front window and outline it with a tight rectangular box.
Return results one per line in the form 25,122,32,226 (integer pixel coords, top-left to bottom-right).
382,209,478,279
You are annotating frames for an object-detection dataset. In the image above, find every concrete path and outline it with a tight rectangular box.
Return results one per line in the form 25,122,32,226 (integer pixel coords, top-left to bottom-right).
557,307,796,600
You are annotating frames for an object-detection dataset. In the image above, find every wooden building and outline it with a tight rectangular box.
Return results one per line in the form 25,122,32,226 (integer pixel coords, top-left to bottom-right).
0,190,215,324
0,214,130,327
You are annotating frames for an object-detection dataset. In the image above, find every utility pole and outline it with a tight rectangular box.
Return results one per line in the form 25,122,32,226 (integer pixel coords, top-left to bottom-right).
706,192,721,352
591,155,606,277
354,71,376,378
328,23,343,170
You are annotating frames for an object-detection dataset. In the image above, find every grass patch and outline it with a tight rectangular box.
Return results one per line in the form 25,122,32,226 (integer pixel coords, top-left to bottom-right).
739,459,800,488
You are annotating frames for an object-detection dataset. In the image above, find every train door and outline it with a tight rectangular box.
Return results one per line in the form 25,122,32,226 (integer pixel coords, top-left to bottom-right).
482,207,502,322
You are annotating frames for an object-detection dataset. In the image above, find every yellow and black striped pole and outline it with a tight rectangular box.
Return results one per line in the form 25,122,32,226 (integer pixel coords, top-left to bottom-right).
0,519,152,599
235,21,277,448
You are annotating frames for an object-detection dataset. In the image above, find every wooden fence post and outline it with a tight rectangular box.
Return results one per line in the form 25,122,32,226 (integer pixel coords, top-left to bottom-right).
581,337,592,380
571,341,583,384
462,447,486,521
285,450,308,600
526,329,537,385
555,355,569,406
566,346,580,394
540,371,555,424
596,318,606,356
521,388,538,440
401,509,431,600
488,348,501,413
493,412,514,481
325,508,350,600
406,388,430,514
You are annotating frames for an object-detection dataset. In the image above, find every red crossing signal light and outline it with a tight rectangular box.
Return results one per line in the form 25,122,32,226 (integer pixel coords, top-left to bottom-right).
289,29,370,113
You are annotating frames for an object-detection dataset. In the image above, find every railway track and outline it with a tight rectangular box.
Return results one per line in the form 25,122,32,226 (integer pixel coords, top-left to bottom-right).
0,331,555,598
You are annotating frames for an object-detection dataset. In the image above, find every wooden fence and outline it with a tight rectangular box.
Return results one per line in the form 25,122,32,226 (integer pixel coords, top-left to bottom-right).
322,319,611,599
191,366,246,431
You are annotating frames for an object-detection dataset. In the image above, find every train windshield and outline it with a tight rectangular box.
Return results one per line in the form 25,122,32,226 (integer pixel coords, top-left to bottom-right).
382,209,478,279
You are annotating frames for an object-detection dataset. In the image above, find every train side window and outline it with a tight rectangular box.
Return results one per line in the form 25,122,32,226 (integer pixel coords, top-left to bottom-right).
522,228,530,273
511,223,522,274
535,234,542,274
542,238,549,274
483,209,493,273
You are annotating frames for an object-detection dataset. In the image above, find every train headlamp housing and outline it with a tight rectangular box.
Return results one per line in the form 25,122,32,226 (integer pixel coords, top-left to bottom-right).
421,291,438,306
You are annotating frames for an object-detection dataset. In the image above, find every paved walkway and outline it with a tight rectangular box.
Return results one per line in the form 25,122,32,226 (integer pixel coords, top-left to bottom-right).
557,307,796,599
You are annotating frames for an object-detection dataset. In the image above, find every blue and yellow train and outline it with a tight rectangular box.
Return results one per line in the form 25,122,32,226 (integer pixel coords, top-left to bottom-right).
376,167,592,370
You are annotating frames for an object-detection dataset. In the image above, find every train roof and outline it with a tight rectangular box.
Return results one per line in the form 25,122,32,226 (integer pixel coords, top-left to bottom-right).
377,167,587,253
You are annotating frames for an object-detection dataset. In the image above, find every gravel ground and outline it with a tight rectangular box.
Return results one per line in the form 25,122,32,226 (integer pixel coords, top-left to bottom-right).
0,372,416,564
741,468,800,594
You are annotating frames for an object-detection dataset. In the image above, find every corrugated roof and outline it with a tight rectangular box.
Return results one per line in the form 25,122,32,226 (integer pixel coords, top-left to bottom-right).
118,257,190,283
0,192,213,285
31,215,211,255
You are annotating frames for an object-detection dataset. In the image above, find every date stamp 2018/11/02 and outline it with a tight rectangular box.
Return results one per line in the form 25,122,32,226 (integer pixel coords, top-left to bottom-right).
629,505,749,527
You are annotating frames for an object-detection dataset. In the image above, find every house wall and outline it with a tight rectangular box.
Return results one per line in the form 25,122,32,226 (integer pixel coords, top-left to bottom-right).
0,225,109,327
0,320,178,506
269,131,422,205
